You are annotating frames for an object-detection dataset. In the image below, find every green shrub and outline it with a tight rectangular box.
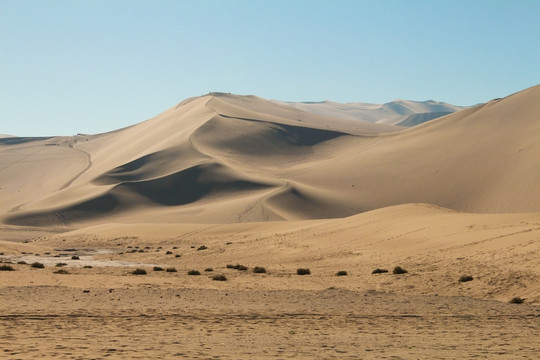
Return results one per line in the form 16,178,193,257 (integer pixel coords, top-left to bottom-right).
297,268,311,275
131,268,147,275
392,266,408,274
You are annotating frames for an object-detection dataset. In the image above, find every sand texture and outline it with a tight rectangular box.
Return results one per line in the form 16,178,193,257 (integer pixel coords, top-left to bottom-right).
1,85,540,358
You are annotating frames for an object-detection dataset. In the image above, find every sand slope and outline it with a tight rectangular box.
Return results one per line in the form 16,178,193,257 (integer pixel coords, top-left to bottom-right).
2,85,540,225
273,98,465,125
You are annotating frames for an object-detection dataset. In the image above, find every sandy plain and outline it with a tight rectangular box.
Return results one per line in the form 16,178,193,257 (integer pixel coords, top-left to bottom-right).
1,85,540,359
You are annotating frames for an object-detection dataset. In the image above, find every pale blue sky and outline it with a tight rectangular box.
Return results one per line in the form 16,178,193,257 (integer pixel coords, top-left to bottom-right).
1,0,539,136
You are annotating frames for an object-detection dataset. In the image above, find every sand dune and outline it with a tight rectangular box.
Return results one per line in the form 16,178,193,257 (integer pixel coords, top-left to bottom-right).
2,85,539,226
273,98,465,125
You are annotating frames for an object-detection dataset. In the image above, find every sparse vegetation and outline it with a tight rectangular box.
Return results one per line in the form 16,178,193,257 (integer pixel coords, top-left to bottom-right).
372,268,388,274
31,262,45,269
510,297,525,304
336,270,348,276
0,264,14,271
392,266,408,274
153,266,164,271
253,266,266,273
175,254,181,258
188,270,201,275
226,264,235,269
83,265,93,269
166,267,178,273
71,255,80,260
212,274,227,281
297,268,311,275
204,268,214,272
17,261,27,265
166,251,173,255
131,268,147,275
197,245,208,251
56,262,68,267
234,264,248,271
54,269,69,274
459,275,474,283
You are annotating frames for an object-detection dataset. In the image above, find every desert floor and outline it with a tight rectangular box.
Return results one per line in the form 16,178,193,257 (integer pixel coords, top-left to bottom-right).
1,215,539,359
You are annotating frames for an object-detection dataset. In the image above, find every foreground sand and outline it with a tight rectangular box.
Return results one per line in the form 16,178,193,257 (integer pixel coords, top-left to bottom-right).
2,287,538,359
1,204,539,359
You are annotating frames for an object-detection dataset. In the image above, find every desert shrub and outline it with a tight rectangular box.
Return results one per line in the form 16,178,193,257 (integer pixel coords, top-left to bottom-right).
187,270,201,275
172,246,178,249
166,267,178,273
71,255,80,260
226,264,235,269
0,264,14,271
372,268,388,274
56,262,68,267
392,266,408,274
459,275,474,282
17,261,27,265
212,274,227,281
234,264,248,271
175,254,181,258
54,269,69,274
336,270,348,276
297,268,311,275
197,245,208,251
153,266,164,271
253,266,266,273
131,268,147,275
166,251,173,255
31,262,45,269
509,297,525,304
83,265,93,269
204,268,214,272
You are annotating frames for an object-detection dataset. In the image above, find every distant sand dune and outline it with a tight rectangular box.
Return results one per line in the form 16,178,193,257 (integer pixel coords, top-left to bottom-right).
1,84,540,225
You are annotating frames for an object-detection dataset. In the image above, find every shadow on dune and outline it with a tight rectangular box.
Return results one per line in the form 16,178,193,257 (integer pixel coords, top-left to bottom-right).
5,163,276,225
0,137,53,145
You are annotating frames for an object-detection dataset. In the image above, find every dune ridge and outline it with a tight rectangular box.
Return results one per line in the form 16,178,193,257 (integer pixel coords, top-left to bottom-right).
1,85,540,226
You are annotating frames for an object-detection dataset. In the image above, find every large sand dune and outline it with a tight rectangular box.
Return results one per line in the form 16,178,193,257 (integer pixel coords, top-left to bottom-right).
1,85,539,225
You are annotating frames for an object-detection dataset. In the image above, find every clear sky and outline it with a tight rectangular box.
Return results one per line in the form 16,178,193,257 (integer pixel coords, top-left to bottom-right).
1,0,539,136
